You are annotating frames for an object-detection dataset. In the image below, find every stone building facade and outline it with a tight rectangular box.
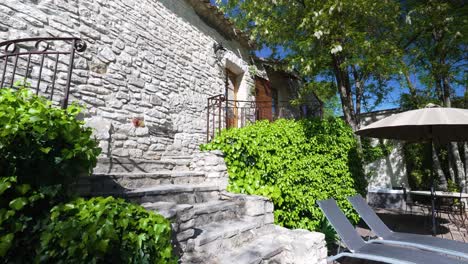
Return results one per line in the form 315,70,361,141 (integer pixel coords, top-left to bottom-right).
1,0,257,159
1,1,328,262
1,0,322,160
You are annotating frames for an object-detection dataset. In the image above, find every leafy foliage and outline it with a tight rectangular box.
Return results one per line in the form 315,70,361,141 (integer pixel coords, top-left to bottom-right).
0,176,61,263
0,88,101,190
202,118,366,230
403,142,434,190
217,0,402,129
38,197,177,264
1,88,176,263
361,138,394,164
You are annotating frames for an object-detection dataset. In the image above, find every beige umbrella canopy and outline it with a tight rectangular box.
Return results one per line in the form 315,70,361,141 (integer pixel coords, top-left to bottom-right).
356,106,468,236
356,107,468,143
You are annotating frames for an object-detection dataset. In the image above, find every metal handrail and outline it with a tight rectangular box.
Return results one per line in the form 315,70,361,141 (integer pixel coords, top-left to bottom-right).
206,94,322,142
0,37,87,108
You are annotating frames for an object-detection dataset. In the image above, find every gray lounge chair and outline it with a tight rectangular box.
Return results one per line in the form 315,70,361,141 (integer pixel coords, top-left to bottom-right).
348,194,468,260
317,198,468,264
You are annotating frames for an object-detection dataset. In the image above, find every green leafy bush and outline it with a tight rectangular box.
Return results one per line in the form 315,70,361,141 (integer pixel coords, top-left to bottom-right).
361,137,394,164
403,142,432,190
202,118,366,231
38,197,177,264
0,88,101,189
0,176,61,263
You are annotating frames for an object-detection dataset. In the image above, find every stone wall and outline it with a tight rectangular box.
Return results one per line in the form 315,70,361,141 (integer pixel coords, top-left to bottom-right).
0,0,254,159
189,150,228,189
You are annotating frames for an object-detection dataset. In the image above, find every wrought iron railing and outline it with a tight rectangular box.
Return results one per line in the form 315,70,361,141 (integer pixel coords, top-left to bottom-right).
207,94,322,142
0,37,86,108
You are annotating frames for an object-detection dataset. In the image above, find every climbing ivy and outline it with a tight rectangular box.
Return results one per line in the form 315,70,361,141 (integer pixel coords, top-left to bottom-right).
202,118,366,231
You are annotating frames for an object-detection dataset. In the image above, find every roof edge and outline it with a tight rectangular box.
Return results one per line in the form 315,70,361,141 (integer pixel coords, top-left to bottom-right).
186,0,254,49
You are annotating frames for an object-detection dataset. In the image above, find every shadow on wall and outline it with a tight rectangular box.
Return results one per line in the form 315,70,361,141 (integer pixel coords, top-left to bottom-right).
366,142,409,190
158,0,243,58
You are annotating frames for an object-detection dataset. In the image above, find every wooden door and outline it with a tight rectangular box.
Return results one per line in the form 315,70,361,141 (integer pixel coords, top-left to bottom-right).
255,78,274,121
226,70,239,128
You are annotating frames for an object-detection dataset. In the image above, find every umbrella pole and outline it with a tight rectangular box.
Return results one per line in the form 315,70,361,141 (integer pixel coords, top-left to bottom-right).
431,140,437,236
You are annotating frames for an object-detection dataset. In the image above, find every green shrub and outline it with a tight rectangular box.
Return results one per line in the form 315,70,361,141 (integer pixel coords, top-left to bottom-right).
0,176,61,263
0,88,101,189
361,137,394,164
38,197,177,264
403,142,432,190
202,118,366,231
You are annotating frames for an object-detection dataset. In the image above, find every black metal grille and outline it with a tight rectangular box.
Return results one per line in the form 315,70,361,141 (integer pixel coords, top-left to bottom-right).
206,94,322,142
0,37,86,108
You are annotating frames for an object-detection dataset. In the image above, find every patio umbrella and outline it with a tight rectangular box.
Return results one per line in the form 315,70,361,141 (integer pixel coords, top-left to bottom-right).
356,106,468,236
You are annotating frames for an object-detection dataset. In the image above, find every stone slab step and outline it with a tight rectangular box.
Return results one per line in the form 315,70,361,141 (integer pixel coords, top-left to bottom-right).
100,184,222,204
93,157,177,173
220,234,286,264
79,171,206,191
141,201,194,220
162,155,193,160
143,200,240,223
188,218,275,254
160,155,193,169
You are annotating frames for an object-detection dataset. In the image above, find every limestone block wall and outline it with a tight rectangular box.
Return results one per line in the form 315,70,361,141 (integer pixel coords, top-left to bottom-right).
189,150,228,189
0,0,254,159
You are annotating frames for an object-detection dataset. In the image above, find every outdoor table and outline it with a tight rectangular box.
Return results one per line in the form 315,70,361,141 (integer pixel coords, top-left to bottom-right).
410,190,468,199
410,190,467,230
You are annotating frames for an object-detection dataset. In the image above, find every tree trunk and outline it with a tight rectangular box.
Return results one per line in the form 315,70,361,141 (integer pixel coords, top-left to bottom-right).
433,144,448,191
401,64,418,109
464,143,468,192
447,144,456,183
450,142,465,184
464,86,468,192
352,66,363,125
434,77,444,104
332,55,358,131
441,76,466,187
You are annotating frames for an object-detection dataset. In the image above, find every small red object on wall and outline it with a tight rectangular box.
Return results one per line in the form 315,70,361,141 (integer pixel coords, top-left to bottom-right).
132,117,145,127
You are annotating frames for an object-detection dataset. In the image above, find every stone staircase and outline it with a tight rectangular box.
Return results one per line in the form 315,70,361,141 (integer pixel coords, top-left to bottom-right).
78,151,327,264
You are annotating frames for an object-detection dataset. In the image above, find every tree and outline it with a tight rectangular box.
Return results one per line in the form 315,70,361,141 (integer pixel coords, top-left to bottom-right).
399,0,467,191
218,0,402,130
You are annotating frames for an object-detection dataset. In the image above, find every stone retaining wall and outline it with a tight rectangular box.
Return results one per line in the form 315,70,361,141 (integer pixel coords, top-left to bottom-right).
189,150,228,188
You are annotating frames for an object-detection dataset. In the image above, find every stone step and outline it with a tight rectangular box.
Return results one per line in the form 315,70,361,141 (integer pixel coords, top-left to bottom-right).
142,200,242,232
187,218,275,256
219,234,286,264
191,200,241,227
79,171,206,192
93,157,177,173
162,155,193,159
219,226,327,264
160,155,193,163
104,184,223,204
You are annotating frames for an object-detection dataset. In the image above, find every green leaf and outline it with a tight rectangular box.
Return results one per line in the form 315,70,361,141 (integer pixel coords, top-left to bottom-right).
9,197,28,211
0,233,14,257
39,147,52,154
15,184,31,195
0,179,13,195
